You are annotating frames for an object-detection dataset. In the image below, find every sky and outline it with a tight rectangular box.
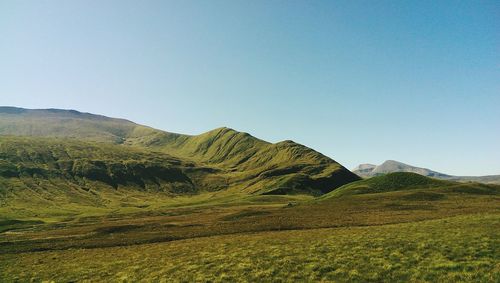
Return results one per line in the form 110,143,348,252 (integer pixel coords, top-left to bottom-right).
0,0,499,175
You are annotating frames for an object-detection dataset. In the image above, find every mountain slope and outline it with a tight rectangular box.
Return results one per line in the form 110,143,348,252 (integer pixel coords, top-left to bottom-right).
0,136,213,192
353,160,500,184
0,107,360,218
322,172,499,199
0,136,235,219
0,106,164,144
135,127,358,194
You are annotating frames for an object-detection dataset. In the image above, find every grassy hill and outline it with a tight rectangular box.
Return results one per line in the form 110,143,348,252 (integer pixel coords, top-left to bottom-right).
137,127,358,194
0,136,230,220
324,172,450,198
0,136,199,189
0,106,160,143
2,107,498,281
322,172,499,199
0,107,360,219
353,159,500,184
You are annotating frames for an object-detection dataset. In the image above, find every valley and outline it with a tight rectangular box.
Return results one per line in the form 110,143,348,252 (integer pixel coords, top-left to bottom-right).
0,107,499,282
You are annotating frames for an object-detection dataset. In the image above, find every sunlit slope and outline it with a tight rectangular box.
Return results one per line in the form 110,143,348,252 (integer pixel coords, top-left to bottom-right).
0,107,360,196
0,136,219,191
322,172,499,198
0,136,232,219
0,133,358,218
136,127,359,194
0,107,160,143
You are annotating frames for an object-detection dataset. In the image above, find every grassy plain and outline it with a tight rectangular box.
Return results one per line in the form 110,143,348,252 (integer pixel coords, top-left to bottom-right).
1,214,498,282
1,181,498,253
1,174,499,282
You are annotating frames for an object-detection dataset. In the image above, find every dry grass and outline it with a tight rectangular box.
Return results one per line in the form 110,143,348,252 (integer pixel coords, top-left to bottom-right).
1,214,498,282
1,188,498,254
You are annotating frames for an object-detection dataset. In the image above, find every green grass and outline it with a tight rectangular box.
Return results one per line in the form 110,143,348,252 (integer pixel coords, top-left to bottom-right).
0,169,498,282
1,181,497,254
324,172,458,198
0,134,358,221
0,107,360,199
0,106,160,143
1,107,499,281
0,219,44,233
1,214,498,282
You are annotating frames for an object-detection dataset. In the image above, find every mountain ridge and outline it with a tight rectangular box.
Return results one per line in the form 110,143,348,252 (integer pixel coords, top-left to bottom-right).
0,106,360,218
322,172,500,199
353,160,500,184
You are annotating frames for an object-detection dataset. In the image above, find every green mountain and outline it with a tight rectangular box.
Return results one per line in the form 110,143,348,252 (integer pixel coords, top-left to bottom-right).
2,109,499,282
322,172,499,199
0,107,360,218
135,127,358,194
0,106,161,143
353,160,500,184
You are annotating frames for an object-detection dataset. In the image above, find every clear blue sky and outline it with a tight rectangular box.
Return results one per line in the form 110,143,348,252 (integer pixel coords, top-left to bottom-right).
1,0,499,175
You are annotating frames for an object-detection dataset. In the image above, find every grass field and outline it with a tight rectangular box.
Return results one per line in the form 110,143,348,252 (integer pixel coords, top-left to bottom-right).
1,176,499,282
1,214,498,282
1,181,498,253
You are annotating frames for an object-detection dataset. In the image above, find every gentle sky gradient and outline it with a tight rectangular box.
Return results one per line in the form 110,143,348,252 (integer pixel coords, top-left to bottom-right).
1,0,499,175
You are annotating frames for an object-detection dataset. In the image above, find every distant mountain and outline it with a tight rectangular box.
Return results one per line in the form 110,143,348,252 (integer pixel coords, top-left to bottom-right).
352,164,376,175
0,106,158,143
355,160,451,178
353,160,500,184
0,106,360,208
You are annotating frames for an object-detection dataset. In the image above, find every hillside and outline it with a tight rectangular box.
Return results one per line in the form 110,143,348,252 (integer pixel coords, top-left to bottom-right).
134,127,358,194
0,106,161,144
322,172,499,199
0,168,500,281
0,136,234,192
0,136,229,219
0,107,360,219
353,159,500,184
1,109,499,282
323,172,449,198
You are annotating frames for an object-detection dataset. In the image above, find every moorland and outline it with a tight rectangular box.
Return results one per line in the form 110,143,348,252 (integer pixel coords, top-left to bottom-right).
0,107,498,282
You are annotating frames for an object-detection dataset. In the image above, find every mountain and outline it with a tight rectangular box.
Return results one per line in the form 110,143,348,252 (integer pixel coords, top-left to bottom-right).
0,107,360,218
446,175,500,184
322,172,499,199
354,160,450,178
324,172,451,198
0,106,161,143
353,160,500,184
352,164,376,175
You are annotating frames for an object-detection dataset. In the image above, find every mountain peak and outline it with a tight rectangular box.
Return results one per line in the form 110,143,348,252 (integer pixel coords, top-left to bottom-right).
353,160,450,179
381,160,406,166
